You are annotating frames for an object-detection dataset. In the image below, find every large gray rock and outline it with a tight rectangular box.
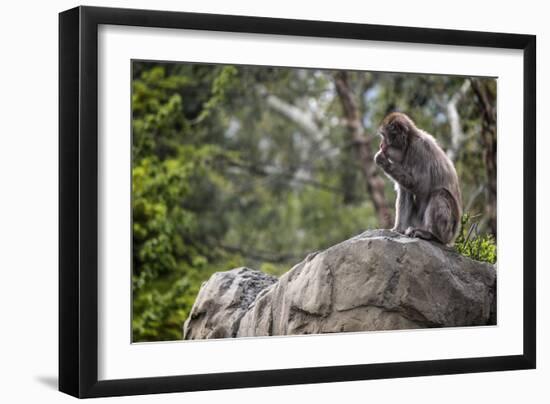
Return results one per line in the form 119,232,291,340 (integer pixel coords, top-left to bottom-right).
183,267,278,339
183,230,496,339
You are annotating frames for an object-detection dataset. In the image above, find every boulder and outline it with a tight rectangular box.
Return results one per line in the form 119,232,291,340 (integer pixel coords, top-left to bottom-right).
183,267,277,339
183,230,496,339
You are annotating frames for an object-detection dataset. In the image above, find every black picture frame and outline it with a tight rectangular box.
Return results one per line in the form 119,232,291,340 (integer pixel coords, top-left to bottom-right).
59,5,536,398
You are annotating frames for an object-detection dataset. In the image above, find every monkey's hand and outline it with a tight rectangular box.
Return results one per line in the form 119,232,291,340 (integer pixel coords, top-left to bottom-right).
380,140,389,154
374,149,391,170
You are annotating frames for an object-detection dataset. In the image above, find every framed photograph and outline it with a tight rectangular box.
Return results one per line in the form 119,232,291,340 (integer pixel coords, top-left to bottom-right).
59,6,536,398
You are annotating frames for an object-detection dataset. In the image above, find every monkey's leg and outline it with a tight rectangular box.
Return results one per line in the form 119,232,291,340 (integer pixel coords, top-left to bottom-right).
411,190,455,245
405,227,442,243
393,188,415,233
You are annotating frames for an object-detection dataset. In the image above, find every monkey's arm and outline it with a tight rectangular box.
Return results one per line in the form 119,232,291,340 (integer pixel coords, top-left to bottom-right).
374,151,416,191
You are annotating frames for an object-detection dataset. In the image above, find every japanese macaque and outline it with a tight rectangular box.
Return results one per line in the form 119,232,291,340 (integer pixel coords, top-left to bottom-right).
374,112,462,245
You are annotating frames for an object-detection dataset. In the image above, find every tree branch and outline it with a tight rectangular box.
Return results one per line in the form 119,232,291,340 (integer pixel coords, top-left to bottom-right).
471,78,497,236
445,79,471,161
333,71,392,228
225,159,343,193
256,85,328,139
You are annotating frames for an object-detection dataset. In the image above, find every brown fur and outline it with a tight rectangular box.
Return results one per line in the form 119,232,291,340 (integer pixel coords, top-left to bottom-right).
374,112,462,245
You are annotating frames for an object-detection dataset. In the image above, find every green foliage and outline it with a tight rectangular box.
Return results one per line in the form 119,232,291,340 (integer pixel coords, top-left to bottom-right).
455,213,497,264
131,64,239,341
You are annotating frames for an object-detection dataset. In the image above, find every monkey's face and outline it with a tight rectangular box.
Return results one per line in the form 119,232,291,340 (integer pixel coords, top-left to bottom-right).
378,119,409,163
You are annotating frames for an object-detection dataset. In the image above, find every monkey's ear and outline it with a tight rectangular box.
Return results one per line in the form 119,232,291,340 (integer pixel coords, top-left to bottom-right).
393,119,409,135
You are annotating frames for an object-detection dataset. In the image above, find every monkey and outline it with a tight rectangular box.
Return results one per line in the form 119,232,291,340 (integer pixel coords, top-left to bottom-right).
374,112,462,245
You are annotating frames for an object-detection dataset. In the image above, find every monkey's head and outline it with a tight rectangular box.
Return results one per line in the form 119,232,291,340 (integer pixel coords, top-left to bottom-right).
377,112,415,163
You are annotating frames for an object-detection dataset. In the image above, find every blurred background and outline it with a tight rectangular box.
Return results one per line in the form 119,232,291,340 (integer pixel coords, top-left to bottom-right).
131,61,497,342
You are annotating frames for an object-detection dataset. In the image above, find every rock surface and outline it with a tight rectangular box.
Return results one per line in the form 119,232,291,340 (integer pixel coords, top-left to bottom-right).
183,267,278,339
183,230,496,339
